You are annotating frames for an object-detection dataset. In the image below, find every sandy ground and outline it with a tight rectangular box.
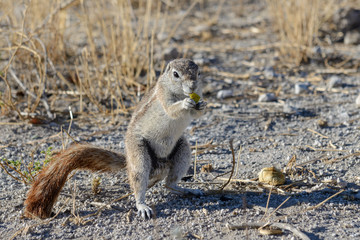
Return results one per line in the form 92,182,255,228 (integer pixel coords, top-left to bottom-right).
1,1,360,239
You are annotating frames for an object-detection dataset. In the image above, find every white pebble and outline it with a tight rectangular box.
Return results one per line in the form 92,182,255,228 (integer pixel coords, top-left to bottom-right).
327,75,342,89
258,93,277,102
294,82,310,94
356,94,360,106
217,89,233,99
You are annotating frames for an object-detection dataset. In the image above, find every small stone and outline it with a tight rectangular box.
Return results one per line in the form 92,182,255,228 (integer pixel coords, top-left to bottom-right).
264,67,276,80
193,52,210,65
338,112,350,122
317,119,328,128
327,75,342,89
224,78,233,84
190,24,211,35
294,82,311,94
258,93,277,102
258,167,285,186
283,103,297,114
217,89,233,99
344,30,360,45
157,32,168,41
337,178,347,188
201,164,213,173
356,94,360,106
314,139,322,147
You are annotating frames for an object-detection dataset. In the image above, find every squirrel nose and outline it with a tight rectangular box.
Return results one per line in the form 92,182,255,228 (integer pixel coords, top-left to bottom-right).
188,82,196,91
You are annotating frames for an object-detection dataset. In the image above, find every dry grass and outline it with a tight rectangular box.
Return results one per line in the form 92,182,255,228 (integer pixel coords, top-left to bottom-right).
0,0,198,119
266,0,339,65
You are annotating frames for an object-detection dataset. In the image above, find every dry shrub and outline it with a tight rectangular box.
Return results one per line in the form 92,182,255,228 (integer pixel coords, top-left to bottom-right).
0,0,190,119
266,0,338,65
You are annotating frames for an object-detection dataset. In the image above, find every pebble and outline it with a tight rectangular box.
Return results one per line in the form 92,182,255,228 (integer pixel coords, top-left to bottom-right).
193,52,210,65
283,103,297,114
264,67,276,80
156,32,168,41
258,93,277,102
356,94,360,106
337,178,347,188
294,82,311,94
327,75,342,89
338,112,350,122
216,89,233,99
344,30,360,45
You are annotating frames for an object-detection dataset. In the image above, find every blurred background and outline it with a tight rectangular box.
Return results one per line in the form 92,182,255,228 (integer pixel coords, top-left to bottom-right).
0,0,359,121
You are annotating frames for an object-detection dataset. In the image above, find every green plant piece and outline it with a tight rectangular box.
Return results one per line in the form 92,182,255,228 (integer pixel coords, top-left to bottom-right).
0,146,54,185
189,92,201,103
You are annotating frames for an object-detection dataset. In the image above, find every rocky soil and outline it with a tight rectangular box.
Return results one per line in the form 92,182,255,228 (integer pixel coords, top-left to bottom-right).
1,1,360,239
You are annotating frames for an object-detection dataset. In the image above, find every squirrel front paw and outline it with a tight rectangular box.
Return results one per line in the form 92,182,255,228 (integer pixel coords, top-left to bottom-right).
182,98,196,110
136,203,153,219
195,100,207,110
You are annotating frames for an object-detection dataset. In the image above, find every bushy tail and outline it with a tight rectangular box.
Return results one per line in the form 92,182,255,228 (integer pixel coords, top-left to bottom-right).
24,144,126,218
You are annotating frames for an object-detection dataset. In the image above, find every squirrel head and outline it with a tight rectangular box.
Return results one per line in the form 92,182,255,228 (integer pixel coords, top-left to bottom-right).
164,58,201,96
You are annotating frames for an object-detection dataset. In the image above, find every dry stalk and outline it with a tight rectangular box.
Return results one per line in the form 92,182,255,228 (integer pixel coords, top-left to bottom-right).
227,222,310,240
266,0,338,65
220,139,235,191
324,152,360,164
306,128,329,139
261,187,273,221
194,140,198,180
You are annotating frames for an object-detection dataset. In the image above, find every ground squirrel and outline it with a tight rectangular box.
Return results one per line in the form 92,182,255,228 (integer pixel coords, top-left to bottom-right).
24,59,207,219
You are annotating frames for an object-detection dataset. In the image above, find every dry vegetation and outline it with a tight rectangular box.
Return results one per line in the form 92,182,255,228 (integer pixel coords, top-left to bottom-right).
0,0,200,120
266,0,353,65
0,0,357,120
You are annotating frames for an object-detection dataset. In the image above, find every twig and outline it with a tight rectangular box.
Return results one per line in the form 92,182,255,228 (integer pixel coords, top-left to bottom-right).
0,161,23,183
64,106,74,147
34,0,79,33
263,196,291,222
220,139,235,191
82,192,133,219
216,177,258,184
304,145,348,152
8,68,54,119
268,189,346,228
324,152,360,164
305,189,345,211
194,140,198,180
315,68,357,74
227,222,310,240
307,128,328,139
261,187,273,221
234,146,242,177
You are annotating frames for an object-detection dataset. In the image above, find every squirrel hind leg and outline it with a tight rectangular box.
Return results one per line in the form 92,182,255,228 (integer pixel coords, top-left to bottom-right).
126,138,153,219
165,136,202,196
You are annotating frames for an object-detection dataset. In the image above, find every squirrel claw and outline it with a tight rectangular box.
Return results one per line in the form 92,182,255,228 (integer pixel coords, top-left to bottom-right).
137,204,153,219
183,98,196,110
195,100,207,110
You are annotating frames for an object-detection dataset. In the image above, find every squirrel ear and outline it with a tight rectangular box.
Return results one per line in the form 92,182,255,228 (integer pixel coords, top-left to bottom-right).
165,63,171,73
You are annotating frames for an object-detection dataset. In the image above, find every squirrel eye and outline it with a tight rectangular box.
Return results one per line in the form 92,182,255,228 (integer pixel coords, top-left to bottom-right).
173,71,179,78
